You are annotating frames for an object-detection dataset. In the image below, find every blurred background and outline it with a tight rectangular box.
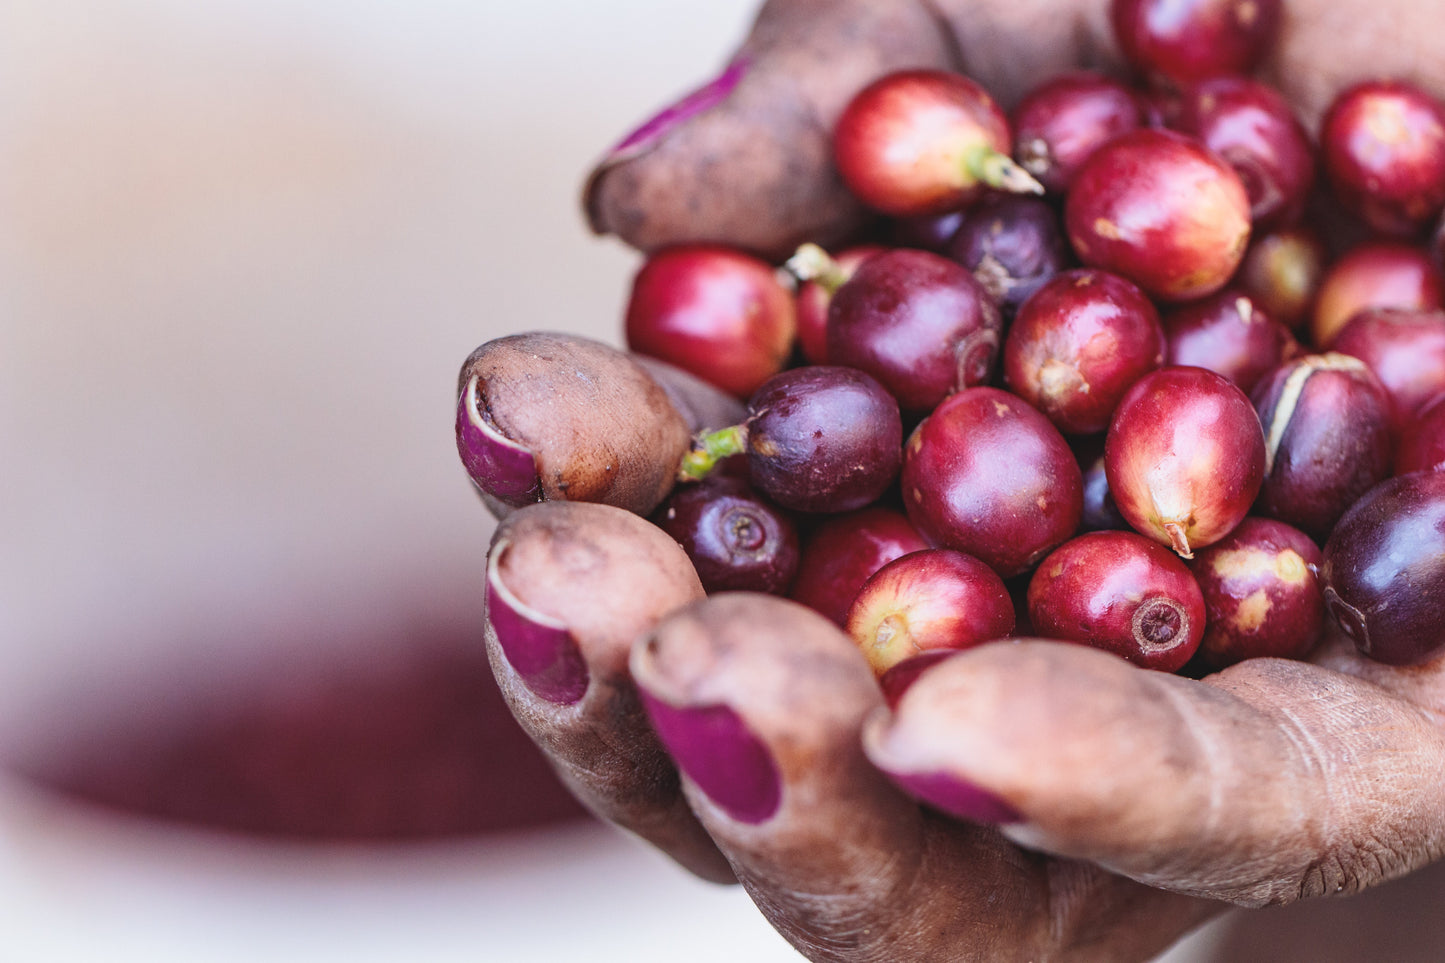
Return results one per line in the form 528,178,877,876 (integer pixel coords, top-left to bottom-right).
0,0,1440,960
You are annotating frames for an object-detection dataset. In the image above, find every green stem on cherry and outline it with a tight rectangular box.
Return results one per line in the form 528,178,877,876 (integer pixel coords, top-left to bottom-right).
678,424,748,481
964,143,1045,196
785,243,850,295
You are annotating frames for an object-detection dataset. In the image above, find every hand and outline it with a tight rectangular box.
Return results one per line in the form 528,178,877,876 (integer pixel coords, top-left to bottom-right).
584,0,1445,259
488,2,1445,959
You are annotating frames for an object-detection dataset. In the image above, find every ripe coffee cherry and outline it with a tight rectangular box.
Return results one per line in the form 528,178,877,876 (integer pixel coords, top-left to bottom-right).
1333,308,1445,434
679,366,902,514
1321,80,1445,237
1163,289,1297,396
625,245,796,397
1190,517,1324,668
833,69,1043,217
1066,129,1251,302
1311,241,1445,349
1238,227,1327,331
902,387,1083,577
827,248,1002,414
1252,353,1394,541
1003,269,1165,435
1106,366,1266,558
1028,530,1206,671
1398,391,1445,474
1011,71,1143,195
1173,77,1314,231
651,475,800,595
788,507,929,627
1323,471,1445,666
1111,0,1282,85
944,193,1071,318
846,549,1014,678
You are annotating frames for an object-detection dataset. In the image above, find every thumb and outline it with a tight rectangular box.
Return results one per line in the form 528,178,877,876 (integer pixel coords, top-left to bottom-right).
584,0,953,259
864,640,1445,907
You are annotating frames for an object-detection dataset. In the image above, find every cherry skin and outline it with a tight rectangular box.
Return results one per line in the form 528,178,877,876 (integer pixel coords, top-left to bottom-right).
1106,365,1266,558
1028,530,1206,672
902,387,1083,577
1003,269,1165,435
1321,80,1445,237
846,549,1014,679
1066,128,1251,303
833,69,1042,217
827,248,1002,415
1111,0,1283,85
1189,517,1324,669
625,244,796,398
1011,71,1143,195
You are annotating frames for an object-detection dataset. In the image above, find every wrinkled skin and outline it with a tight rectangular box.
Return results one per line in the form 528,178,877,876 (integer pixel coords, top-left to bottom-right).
489,1,1445,960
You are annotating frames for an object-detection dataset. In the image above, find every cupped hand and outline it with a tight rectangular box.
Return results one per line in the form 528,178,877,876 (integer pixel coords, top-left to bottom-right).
487,2,1445,960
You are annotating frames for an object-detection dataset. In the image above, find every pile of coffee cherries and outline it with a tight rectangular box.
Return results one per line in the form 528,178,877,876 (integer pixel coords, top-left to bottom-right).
466,0,1445,688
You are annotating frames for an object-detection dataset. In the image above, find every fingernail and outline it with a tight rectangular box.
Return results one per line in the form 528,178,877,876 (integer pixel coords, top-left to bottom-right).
878,767,1022,826
456,375,541,508
606,58,750,160
638,689,781,824
486,542,589,705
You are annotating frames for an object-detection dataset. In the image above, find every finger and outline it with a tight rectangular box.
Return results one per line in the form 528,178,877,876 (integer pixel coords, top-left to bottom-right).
584,0,957,259
483,500,734,882
865,640,1445,906
456,332,691,517
631,594,1213,961
1265,0,1445,128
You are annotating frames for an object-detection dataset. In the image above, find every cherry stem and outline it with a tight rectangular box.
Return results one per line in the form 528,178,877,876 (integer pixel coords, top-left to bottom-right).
964,144,1046,196
1163,521,1194,559
785,243,849,295
678,424,748,481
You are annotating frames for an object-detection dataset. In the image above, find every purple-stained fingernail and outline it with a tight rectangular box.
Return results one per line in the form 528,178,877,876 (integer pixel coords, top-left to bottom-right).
879,768,1023,826
606,58,750,160
456,375,541,509
486,542,589,705
638,689,781,824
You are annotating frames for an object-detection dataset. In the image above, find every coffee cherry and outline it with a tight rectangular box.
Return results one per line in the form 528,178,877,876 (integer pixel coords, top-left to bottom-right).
1190,517,1324,668
1323,471,1445,666
846,549,1014,678
1003,269,1165,434
1028,530,1206,671
1321,80,1445,237
1011,71,1143,195
1252,353,1394,541
1111,0,1282,85
827,248,1002,414
788,507,929,627
833,69,1043,217
651,475,800,595
1106,366,1266,558
1163,289,1297,395
1066,129,1251,302
1173,77,1314,231
902,387,1083,577
1311,241,1445,349
625,245,796,397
